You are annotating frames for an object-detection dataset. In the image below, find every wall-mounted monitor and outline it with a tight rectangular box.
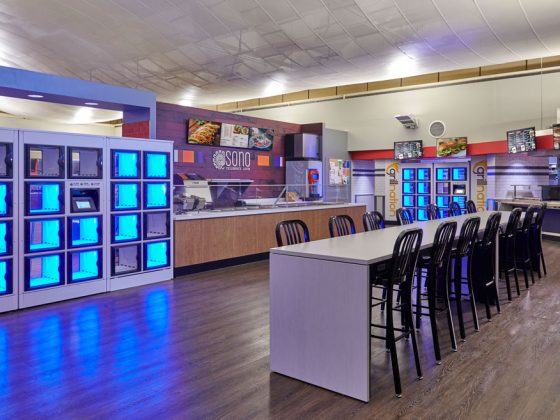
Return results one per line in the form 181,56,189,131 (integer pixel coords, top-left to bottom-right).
394,140,423,160
436,137,467,158
187,119,222,146
507,127,535,154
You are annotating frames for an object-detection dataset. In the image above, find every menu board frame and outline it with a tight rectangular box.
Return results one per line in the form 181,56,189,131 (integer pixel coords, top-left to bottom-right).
394,140,423,160
507,127,536,154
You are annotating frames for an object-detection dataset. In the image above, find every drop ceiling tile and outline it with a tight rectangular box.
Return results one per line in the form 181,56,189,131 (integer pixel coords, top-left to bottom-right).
256,0,299,24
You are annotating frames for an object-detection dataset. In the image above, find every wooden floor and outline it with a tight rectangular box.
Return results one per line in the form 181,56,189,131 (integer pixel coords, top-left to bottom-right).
2,241,560,419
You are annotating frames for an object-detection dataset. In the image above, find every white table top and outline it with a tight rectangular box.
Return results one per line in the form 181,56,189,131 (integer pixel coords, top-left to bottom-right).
271,211,511,266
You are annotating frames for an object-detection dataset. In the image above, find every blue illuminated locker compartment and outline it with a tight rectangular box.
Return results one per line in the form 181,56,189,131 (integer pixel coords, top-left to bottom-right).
144,152,170,179
436,196,450,208
144,211,170,240
417,168,430,181
402,168,415,181
0,143,13,178
25,144,64,178
111,150,139,179
417,208,429,221
402,182,415,194
452,196,467,209
111,244,141,276
68,216,102,248
0,182,11,217
440,210,450,218
452,167,467,181
111,182,140,211
25,253,64,291
112,213,140,243
25,218,63,253
436,168,450,181
68,249,102,283
144,240,170,270
403,195,415,207
68,147,102,179
417,182,430,195
143,182,170,209
25,182,64,215
436,182,450,195
0,259,12,296
417,195,430,207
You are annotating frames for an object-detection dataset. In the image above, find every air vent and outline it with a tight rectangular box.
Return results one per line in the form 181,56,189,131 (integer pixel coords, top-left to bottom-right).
429,120,446,138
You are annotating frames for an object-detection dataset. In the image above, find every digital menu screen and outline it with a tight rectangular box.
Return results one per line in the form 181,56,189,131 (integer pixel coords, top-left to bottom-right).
394,140,423,160
554,124,560,150
220,123,249,148
436,137,467,158
507,127,536,154
249,128,275,151
188,119,222,146
187,119,275,151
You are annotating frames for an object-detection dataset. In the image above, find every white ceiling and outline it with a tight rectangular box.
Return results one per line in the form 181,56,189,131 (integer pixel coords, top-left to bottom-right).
0,0,560,107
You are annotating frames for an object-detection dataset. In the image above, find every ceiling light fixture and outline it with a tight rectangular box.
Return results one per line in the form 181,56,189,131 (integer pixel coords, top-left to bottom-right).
386,55,418,79
27,94,44,98
263,80,285,97
84,102,99,106
179,99,193,107
72,107,94,124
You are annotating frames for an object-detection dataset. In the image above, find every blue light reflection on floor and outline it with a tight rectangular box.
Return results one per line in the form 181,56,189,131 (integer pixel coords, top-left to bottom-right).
74,306,101,378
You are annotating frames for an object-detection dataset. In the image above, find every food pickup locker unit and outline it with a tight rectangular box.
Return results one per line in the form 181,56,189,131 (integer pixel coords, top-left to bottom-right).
107,136,173,292
434,162,470,217
0,128,17,313
401,163,432,221
18,131,107,309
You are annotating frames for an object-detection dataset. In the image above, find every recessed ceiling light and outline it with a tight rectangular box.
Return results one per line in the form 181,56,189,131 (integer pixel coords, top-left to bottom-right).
84,102,99,106
27,94,44,98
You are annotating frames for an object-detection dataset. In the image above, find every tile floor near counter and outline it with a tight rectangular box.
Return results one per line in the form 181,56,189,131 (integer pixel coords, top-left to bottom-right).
2,241,560,418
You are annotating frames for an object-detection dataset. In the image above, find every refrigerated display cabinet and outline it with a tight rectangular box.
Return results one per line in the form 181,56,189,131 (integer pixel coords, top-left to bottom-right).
68,249,102,283
68,147,103,179
144,211,170,240
112,150,139,179
25,218,64,253
25,253,64,291
144,151,169,179
0,259,12,295
25,182,64,215
111,182,140,211
0,143,13,178
25,144,64,178
112,213,140,243
68,216,102,248
144,240,170,270
111,244,141,276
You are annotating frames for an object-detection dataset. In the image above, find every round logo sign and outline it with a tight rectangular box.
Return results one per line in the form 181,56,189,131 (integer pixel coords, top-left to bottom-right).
212,150,226,170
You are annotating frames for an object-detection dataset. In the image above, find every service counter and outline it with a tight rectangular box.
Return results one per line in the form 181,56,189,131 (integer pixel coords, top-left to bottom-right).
497,199,560,238
173,203,366,270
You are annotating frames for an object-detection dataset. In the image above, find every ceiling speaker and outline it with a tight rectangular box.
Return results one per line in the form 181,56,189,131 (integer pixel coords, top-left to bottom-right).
429,120,446,138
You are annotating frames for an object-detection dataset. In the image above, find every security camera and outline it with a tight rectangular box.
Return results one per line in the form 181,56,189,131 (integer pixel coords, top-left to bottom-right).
395,114,418,129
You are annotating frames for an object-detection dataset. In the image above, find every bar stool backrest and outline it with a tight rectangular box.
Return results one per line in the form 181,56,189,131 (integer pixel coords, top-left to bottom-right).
373,211,385,229
363,211,382,231
430,221,458,269
428,203,440,220
480,212,502,248
535,202,547,234
449,202,462,217
521,205,539,233
504,208,522,238
466,200,477,214
389,228,423,287
276,219,310,246
329,214,356,238
396,208,414,225
456,216,481,257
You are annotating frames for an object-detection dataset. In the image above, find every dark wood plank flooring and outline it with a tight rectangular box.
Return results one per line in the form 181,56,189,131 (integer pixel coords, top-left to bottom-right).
2,241,560,419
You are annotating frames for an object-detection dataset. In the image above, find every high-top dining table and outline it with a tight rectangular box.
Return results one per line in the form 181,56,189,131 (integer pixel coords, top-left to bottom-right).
269,211,510,402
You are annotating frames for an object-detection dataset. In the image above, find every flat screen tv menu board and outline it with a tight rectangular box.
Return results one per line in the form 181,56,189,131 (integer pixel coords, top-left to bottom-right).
507,127,536,154
436,137,467,158
187,119,274,151
553,124,560,150
394,140,423,160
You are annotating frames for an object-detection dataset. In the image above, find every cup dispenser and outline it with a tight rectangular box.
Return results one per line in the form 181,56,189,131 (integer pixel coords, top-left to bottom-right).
0,142,13,178
143,182,169,209
111,244,141,276
144,240,170,270
112,150,139,179
68,147,102,179
25,218,64,253
68,216,102,248
68,249,102,283
111,182,140,211
144,151,169,179
112,213,140,243
144,212,170,240
25,182,64,215
25,253,64,291
25,144,64,178
0,259,12,296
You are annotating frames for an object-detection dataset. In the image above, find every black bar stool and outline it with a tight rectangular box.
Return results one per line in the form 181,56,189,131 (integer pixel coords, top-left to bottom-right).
371,228,423,398
328,214,356,237
275,220,310,246
466,200,477,214
449,202,462,216
427,203,440,220
414,220,458,364
363,211,385,231
451,216,481,340
531,203,547,278
515,206,538,288
473,212,502,320
396,208,414,225
499,208,522,301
